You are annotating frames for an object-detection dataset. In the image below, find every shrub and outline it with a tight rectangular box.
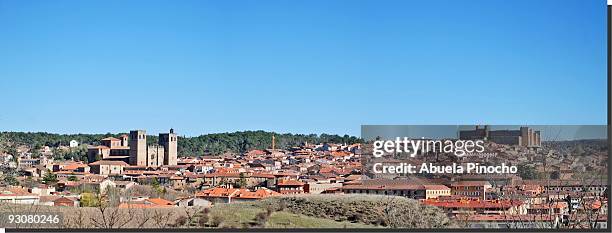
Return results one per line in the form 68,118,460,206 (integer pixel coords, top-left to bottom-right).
252,211,269,227
210,215,224,227
256,194,456,228
197,208,210,227
173,215,188,227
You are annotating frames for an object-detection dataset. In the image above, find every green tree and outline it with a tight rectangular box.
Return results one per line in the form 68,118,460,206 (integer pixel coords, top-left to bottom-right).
7,147,18,158
42,171,58,184
517,164,542,180
151,178,164,194
550,170,561,180
23,176,36,188
0,131,364,157
80,192,100,207
3,175,19,186
31,150,42,158
68,176,79,181
236,172,248,188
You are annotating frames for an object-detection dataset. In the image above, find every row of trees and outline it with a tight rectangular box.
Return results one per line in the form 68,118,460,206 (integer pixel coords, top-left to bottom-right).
178,130,361,156
0,130,362,157
0,132,122,148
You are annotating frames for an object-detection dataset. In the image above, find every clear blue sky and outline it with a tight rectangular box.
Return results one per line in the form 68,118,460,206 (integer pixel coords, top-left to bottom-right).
0,0,607,136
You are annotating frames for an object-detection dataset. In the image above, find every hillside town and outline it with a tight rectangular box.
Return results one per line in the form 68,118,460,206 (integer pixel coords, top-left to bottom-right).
0,127,608,229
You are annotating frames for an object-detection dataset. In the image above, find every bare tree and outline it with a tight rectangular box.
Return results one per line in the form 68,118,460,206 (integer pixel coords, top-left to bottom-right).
89,193,133,228
181,207,201,228
64,208,87,228
133,209,153,228
150,209,174,228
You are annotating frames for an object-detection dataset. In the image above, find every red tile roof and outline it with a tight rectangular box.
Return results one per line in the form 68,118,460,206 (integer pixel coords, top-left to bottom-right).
464,214,556,222
62,163,88,171
88,161,129,166
277,179,304,186
0,188,34,196
195,187,279,199
423,199,523,209
101,137,120,141
196,187,238,197
451,181,491,187
118,198,174,208
146,198,174,206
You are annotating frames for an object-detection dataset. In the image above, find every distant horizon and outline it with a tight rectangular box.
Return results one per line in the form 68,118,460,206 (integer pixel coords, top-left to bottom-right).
0,129,358,137
361,125,609,141
1,124,607,141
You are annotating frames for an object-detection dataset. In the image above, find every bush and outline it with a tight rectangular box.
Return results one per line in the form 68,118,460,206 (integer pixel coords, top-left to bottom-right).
79,193,100,207
252,211,269,227
173,215,188,227
198,208,210,227
256,194,456,228
210,215,223,227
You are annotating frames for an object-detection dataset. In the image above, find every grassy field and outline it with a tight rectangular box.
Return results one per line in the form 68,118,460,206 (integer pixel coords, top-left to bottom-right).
267,212,375,228
209,203,376,228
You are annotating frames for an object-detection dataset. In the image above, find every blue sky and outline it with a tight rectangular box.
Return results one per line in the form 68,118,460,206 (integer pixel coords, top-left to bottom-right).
0,0,607,136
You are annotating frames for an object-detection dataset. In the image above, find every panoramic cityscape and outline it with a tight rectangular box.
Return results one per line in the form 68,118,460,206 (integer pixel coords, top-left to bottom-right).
0,0,607,231
0,126,608,229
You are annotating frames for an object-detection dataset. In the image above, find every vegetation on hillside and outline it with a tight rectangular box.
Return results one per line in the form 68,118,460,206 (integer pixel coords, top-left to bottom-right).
254,195,457,228
0,131,361,157
0,194,453,229
178,131,361,156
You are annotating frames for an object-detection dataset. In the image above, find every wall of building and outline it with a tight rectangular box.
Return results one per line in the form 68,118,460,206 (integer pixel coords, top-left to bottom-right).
159,129,178,166
305,182,342,194
425,189,451,199
147,145,165,167
129,130,147,166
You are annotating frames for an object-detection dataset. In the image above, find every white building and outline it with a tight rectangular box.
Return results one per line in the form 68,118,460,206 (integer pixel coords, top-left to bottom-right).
69,140,79,148
30,185,56,196
177,197,211,207
0,188,40,205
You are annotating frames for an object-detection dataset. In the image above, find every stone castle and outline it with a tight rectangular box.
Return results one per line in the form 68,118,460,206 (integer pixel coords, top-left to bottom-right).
459,126,541,147
87,129,178,166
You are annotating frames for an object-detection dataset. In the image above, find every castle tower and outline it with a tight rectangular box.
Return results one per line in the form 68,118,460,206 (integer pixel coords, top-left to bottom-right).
159,128,178,166
520,127,529,147
129,130,147,166
528,128,534,147
119,134,129,147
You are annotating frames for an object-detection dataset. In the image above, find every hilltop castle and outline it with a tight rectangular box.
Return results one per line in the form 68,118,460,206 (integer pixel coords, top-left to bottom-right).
87,129,178,166
459,126,541,147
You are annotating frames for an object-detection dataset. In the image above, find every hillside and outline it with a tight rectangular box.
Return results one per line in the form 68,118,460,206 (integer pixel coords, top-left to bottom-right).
0,194,453,229
0,130,362,157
